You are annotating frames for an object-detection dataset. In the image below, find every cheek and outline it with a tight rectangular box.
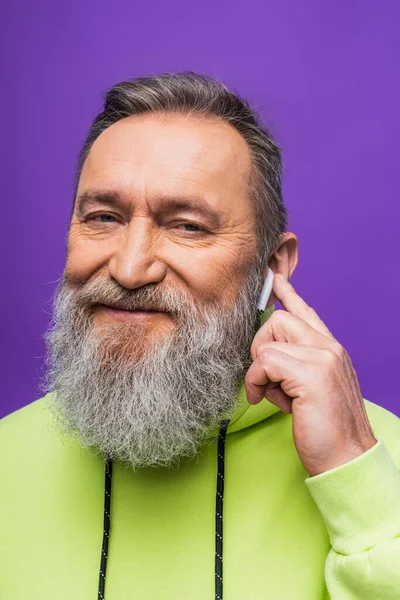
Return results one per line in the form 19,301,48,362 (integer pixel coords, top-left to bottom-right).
171,248,250,304
65,236,112,283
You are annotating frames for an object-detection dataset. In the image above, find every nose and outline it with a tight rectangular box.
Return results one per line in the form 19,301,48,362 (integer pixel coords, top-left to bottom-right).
108,218,167,289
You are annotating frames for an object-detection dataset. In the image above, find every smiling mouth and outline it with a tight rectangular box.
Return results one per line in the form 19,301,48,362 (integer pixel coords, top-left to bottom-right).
100,304,165,312
95,304,169,320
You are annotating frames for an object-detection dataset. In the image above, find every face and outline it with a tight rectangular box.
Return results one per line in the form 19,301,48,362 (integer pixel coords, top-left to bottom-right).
66,112,257,344
45,113,272,469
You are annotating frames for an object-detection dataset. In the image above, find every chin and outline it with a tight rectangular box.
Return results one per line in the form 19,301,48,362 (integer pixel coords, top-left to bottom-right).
91,316,173,362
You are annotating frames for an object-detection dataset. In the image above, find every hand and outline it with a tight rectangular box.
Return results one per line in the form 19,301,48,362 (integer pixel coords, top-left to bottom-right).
245,273,377,476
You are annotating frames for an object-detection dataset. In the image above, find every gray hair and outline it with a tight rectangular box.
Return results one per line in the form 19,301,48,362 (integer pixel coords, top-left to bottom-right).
75,71,288,267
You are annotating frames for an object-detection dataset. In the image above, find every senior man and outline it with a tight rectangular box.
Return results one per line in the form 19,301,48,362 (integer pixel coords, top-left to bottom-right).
1,72,399,600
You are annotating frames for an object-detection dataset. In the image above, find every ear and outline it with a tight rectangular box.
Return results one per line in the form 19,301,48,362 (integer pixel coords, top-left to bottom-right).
264,233,298,307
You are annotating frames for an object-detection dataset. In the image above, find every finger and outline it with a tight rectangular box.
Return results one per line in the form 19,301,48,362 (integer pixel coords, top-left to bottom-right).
251,311,334,360
264,385,293,414
254,341,327,362
245,348,303,404
273,274,334,340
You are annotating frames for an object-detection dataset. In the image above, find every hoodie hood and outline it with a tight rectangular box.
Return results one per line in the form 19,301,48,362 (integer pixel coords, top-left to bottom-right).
227,303,281,434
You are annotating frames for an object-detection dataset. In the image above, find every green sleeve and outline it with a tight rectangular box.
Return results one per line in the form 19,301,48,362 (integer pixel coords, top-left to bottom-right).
305,439,400,599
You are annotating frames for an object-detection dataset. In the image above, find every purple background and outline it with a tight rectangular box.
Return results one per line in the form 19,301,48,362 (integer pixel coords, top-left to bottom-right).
1,1,399,419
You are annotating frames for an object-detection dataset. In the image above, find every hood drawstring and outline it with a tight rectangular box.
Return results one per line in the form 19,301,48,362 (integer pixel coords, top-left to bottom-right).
98,420,230,600
98,456,112,600
215,419,230,600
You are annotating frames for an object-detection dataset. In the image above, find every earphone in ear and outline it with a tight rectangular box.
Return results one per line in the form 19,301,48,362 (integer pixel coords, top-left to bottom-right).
257,268,275,312
254,268,275,334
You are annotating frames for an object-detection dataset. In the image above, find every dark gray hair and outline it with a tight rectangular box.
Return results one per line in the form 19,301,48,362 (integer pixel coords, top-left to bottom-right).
75,71,288,267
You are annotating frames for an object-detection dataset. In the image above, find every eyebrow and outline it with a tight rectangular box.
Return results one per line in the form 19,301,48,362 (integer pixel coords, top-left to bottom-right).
75,190,224,227
75,191,124,217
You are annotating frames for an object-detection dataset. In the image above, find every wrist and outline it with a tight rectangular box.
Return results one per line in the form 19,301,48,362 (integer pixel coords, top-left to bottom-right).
309,436,377,477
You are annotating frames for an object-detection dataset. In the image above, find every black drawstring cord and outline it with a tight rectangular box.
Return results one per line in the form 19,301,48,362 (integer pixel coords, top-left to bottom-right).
98,456,112,600
97,420,230,599
215,419,230,600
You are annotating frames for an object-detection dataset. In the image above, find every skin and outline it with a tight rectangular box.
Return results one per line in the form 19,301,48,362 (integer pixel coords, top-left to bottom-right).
246,274,377,475
67,113,285,331
66,111,376,476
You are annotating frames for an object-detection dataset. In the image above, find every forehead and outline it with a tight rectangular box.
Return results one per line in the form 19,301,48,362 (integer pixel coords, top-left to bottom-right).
78,113,253,216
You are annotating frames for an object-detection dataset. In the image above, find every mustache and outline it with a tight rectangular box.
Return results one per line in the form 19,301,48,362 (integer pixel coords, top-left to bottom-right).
63,275,195,315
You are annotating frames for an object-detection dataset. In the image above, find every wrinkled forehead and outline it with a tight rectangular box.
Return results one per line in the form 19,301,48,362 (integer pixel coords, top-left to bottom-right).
78,113,253,217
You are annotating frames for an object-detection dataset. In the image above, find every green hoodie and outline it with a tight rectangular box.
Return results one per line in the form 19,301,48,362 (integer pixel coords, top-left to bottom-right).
1,314,400,599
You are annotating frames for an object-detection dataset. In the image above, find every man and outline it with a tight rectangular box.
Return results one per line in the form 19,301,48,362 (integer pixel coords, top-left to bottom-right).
1,72,399,600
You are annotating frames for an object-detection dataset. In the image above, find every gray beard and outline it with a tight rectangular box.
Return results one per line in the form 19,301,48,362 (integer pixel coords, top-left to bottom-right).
42,260,265,470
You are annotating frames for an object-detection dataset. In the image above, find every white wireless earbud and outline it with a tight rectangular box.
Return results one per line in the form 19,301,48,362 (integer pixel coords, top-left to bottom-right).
256,268,275,312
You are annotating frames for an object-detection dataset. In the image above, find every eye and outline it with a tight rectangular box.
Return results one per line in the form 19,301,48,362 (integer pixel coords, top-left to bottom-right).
86,213,117,224
176,222,205,233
